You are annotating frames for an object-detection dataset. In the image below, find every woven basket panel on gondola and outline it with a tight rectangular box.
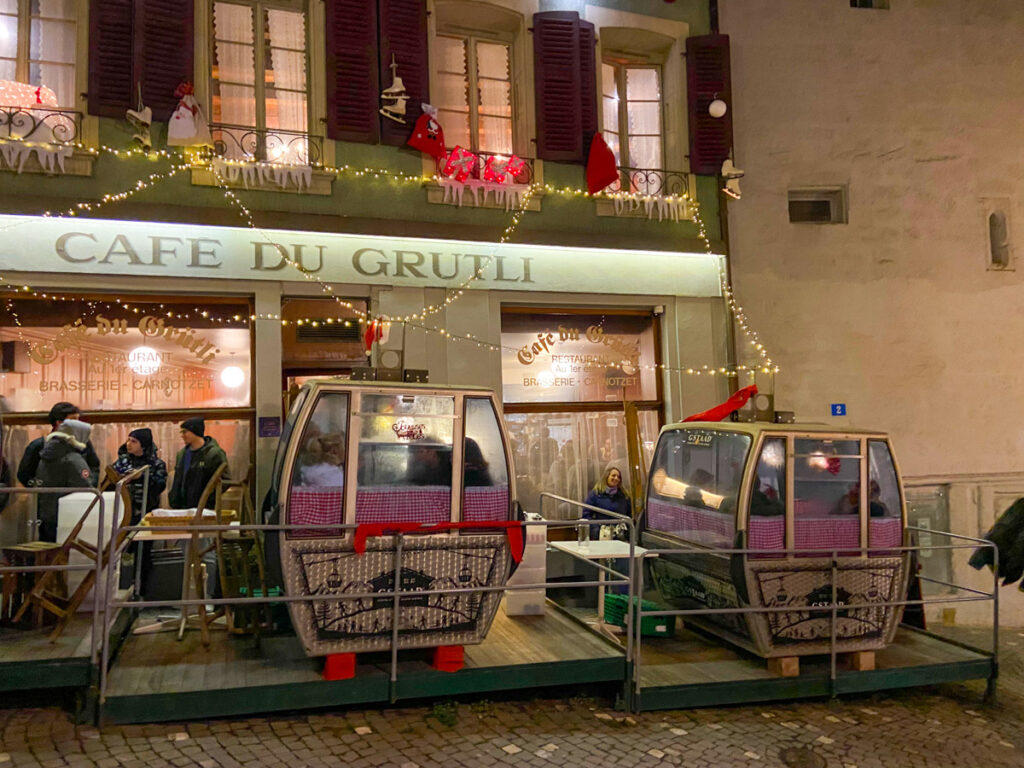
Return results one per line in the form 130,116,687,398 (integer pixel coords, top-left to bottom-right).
283,533,511,656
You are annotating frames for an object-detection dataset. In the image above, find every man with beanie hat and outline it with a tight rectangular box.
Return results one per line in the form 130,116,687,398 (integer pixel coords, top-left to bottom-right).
33,419,97,541
112,427,168,522
169,417,228,509
17,401,100,488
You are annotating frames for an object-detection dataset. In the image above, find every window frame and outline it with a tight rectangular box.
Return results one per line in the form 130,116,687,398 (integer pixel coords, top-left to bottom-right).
1,0,80,109
601,59,665,174
435,31,514,155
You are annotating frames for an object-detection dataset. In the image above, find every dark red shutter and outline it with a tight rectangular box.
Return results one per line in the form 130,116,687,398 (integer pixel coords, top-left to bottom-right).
686,34,733,175
532,11,582,162
326,0,379,142
136,0,194,121
578,20,598,154
88,0,135,118
378,0,429,146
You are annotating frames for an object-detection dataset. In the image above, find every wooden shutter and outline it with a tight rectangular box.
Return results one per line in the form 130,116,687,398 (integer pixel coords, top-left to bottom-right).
378,0,429,146
136,0,194,121
532,11,582,162
326,0,379,143
686,34,733,175
88,0,135,118
578,20,598,155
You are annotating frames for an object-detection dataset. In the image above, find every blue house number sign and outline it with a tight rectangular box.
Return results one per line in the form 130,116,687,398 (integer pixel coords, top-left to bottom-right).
831,403,847,417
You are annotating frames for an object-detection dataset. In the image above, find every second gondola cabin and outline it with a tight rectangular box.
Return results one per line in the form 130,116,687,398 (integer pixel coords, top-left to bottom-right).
642,422,909,658
265,379,520,657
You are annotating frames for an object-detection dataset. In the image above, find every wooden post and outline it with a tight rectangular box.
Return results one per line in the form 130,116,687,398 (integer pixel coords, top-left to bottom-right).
768,656,800,677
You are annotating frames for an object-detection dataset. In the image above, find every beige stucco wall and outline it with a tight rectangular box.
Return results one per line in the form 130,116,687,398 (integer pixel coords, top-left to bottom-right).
721,0,1024,625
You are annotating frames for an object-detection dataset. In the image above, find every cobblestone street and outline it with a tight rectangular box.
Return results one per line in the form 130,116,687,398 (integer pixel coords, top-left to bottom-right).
0,628,1021,768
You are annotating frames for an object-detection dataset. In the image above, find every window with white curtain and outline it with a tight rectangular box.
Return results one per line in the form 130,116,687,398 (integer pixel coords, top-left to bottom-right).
0,0,77,108
211,0,309,164
436,34,512,156
602,61,664,193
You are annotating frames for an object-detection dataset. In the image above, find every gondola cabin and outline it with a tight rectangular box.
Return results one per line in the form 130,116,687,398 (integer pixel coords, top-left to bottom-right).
642,422,909,658
266,379,519,657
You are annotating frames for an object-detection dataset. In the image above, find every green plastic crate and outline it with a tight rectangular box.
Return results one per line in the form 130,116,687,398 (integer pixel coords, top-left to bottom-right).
603,594,676,637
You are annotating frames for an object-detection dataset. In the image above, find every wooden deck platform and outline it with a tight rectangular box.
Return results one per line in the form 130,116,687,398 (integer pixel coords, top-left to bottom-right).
633,625,995,711
0,593,133,693
100,603,627,724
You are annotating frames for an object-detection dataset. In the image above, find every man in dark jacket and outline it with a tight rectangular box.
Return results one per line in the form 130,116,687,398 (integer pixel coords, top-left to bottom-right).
17,402,100,487
112,428,168,522
168,417,228,509
34,419,97,542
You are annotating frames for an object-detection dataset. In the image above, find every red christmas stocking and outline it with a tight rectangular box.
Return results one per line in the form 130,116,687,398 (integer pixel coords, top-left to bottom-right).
407,107,446,160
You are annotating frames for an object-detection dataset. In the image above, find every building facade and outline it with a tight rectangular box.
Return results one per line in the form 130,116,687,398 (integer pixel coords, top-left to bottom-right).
721,0,1024,623
0,0,739,544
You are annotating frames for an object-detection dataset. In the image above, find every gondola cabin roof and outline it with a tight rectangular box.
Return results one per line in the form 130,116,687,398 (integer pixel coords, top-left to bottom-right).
660,421,890,440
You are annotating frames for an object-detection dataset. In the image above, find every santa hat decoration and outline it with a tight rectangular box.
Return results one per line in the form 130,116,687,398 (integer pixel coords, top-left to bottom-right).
407,103,446,160
363,317,391,356
585,133,620,195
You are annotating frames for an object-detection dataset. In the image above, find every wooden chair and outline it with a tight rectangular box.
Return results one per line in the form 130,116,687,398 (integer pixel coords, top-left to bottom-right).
184,462,228,646
14,466,134,641
216,466,270,636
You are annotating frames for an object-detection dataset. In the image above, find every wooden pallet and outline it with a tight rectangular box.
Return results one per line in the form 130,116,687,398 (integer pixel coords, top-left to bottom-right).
768,650,875,677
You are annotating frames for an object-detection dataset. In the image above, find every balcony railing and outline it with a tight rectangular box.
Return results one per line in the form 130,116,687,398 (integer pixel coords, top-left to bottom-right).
0,105,81,144
434,149,534,185
209,123,322,167
608,167,689,198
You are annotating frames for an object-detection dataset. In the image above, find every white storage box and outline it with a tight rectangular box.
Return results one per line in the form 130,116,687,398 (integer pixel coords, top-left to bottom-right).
503,589,546,617
505,512,547,615
56,491,120,610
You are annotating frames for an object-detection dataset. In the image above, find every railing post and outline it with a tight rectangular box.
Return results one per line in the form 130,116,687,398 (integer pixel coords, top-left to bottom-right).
389,532,404,704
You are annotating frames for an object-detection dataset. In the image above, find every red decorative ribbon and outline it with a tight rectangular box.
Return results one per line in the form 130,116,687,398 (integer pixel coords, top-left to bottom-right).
683,384,758,422
353,520,524,563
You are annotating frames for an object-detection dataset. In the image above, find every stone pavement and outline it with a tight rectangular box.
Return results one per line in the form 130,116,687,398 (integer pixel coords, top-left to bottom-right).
2,628,1023,768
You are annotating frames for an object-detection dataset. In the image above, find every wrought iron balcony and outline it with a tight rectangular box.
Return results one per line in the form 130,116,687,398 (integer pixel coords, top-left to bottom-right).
609,167,690,198
209,123,322,167
434,149,534,185
0,105,81,144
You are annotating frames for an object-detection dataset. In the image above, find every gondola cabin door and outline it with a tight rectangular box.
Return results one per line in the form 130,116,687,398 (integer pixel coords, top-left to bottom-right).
272,381,517,657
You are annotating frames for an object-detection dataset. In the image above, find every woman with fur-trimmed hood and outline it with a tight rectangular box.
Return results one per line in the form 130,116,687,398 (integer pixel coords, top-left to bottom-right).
34,418,97,541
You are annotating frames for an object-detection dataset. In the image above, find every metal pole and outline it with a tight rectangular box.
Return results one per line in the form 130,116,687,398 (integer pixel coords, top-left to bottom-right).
390,533,404,703
829,550,838,697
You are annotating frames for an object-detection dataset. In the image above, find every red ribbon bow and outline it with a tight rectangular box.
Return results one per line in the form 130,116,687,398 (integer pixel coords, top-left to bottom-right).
353,521,524,563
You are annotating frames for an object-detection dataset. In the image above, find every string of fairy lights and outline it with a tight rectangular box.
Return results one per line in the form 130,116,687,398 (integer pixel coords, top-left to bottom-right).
0,138,775,376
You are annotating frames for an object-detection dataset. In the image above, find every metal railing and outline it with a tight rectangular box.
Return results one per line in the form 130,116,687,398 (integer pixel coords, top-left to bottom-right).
434,149,534,185
208,123,322,167
0,105,81,144
608,167,690,198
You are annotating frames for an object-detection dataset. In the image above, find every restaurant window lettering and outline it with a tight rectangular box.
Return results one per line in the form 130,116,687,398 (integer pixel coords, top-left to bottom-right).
500,312,658,404
0,295,252,412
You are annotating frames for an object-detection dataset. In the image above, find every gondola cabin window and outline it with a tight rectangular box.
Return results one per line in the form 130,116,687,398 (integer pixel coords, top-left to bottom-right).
355,394,456,525
748,437,786,556
288,391,349,537
647,429,751,548
794,438,863,554
463,398,511,523
868,440,902,550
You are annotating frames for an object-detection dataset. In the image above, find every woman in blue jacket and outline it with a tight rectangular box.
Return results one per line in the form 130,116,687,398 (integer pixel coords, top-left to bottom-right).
583,467,631,537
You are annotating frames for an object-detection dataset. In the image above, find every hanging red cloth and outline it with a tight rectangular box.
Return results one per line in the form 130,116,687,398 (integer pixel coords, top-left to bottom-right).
354,520,525,563
586,133,619,194
682,384,758,422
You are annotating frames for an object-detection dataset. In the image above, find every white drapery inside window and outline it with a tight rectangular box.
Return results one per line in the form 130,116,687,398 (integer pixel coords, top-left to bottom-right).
0,0,76,108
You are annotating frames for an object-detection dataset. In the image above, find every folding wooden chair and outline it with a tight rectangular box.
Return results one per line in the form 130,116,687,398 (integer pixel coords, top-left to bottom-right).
216,466,270,636
14,466,133,641
184,462,228,646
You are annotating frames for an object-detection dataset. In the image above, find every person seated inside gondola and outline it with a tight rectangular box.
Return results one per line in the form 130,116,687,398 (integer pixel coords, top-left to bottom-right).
684,468,715,508
406,439,453,486
833,479,888,517
750,481,784,517
297,432,345,487
463,437,493,487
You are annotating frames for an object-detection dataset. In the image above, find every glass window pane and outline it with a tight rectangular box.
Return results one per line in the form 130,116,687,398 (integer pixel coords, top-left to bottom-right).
477,78,510,117
436,70,469,114
0,14,14,59
475,41,509,80
603,130,621,167
868,441,900,519
37,0,76,18
0,57,16,81
266,8,304,50
626,100,661,137
601,62,618,99
477,114,511,154
287,392,349,536
625,67,660,101
265,87,307,132
356,394,455,524
438,108,470,150
749,437,786,556
213,40,256,86
647,429,751,547
505,410,659,518
436,35,467,74
794,438,862,552
30,18,75,64
627,135,662,172
463,398,510,522
602,96,618,135
33,61,73,106
212,83,256,127
0,1,16,14
266,49,305,90
213,2,254,45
